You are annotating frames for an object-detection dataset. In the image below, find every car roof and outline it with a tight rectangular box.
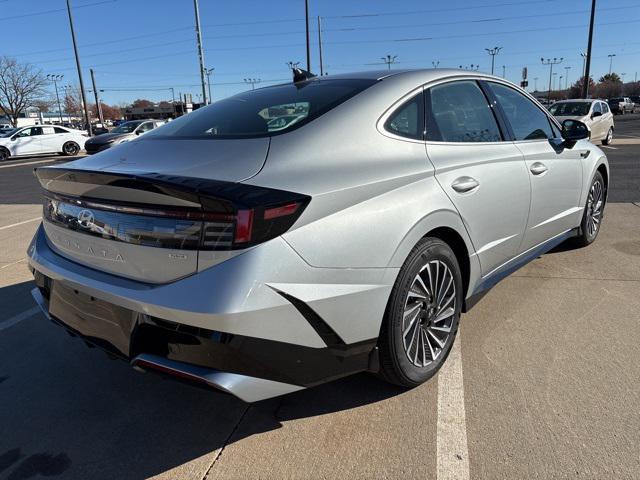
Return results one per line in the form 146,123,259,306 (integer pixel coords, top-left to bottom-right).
553,99,599,103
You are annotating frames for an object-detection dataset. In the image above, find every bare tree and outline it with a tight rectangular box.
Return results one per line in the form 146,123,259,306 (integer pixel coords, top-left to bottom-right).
0,57,48,127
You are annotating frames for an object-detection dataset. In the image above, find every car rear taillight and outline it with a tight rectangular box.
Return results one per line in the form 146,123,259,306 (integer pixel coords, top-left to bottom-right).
42,190,309,251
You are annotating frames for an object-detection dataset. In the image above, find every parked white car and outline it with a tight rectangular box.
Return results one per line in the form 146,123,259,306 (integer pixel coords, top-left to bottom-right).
0,125,87,161
549,99,614,145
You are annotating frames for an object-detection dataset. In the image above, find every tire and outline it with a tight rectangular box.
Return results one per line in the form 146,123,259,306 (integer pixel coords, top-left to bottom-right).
572,171,605,248
0,147,9,162
602,127,613,145
62,141,80,156
378,237,463,387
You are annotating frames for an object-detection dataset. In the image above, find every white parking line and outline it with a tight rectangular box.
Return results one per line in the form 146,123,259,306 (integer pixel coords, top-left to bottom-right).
0,217,41,231
601,146,618,150
0,158,59,169
0,306,40,332
437,331,470,480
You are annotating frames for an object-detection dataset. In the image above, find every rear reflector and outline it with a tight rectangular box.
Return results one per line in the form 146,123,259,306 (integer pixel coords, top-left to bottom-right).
264,202,299,220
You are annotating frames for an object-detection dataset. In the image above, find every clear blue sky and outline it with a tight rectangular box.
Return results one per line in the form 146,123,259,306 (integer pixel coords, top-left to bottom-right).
3,0,640,105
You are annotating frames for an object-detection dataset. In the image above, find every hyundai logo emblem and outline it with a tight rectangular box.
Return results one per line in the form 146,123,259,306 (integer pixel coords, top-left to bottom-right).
77,209,95,228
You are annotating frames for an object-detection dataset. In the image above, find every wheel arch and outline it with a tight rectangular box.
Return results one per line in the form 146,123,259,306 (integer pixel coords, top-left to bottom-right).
386,209,481,310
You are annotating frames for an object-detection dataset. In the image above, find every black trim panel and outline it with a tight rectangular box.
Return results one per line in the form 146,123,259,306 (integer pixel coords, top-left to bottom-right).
273,290,346,347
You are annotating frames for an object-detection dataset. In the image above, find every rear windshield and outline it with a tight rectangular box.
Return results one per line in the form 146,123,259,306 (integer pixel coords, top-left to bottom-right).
146,78,377,139
548,102,591,116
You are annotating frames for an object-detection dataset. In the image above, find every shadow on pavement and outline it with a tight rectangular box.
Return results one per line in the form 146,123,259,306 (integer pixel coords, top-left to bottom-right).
0,280,404,479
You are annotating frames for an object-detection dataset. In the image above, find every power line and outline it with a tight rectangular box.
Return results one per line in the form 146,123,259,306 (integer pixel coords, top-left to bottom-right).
0,0,115,22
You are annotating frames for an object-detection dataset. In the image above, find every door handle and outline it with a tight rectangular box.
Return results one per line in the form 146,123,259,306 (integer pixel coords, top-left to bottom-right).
451,176,480,193
530,162,548,175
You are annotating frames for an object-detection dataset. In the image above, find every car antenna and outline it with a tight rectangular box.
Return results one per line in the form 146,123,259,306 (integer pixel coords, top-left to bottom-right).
292,67,316,83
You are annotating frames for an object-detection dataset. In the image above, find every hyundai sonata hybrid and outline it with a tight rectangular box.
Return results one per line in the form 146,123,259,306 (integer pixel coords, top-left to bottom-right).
28,69,608,402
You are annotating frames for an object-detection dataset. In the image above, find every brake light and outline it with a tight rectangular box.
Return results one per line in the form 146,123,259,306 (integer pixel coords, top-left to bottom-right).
264,202,299,220
234,209,254,243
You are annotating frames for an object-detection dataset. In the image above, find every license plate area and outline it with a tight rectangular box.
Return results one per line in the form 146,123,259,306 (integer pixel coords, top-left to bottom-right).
49,281,138,358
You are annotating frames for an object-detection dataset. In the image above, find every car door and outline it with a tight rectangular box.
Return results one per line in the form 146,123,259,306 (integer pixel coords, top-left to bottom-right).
39,126,61,153
590,101,604,140
11,127,44,155
424,79,531,275
601,102,614,134
485,81,583,252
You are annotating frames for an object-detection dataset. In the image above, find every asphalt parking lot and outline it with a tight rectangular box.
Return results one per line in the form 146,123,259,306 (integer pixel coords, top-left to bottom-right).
1,121,639,479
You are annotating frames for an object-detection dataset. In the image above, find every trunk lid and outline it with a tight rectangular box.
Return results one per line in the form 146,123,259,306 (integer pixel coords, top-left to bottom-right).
36,137,270,283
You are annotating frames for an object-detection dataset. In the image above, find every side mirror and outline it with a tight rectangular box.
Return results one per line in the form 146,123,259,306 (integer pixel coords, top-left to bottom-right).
135,130,141,135
561,119,590,144
591,111,602,118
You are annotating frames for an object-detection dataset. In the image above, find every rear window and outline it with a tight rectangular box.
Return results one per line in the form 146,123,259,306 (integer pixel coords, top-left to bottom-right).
147,79,377,139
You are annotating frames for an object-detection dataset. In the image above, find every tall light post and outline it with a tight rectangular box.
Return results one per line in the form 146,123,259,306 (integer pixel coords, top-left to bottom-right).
564,66,571,89
534,77,539,91
205,67,214,104
381,55,398,70
47,74,64,124
193,0,208,105
244,78,261,90
485,46,502,75
317,16,324,76
621,72,626,93
608,53,616,75
169,87,176,117
541,57,563,103
65,0,92,135
582,0,596,98
89,68,104,125
432,60,440,68
502,65,506,78
304,0,311,71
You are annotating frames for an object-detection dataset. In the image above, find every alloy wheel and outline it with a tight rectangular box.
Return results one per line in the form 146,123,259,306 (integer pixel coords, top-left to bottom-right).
64,142,79,155
586,180,603,237
402,260,456,367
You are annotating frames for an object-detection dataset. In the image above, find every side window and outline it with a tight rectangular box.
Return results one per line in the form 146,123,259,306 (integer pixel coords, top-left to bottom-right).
54,127,68,134
16,128,33,138
137,122,153,133
601,102,609,114
488,82,553,141
426,81,502,142
384,92,424,140
592,102,602,114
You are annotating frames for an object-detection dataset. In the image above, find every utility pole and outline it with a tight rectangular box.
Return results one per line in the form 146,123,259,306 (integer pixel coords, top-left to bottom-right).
89,69,104,125
582,0,596,98
502,65,506,78
305,0,311,71
580,52,587,79
607,53,616,75
65,0,92,136
564,66,571,89
47,74,64,124
317,16,324,76
205,68,214,104
193,0,208,105
534,77,539,91
541,57,563,103
381,55,398,70
169,87,176,117
485,46,502,75
432,60,440,68
244,78,261,90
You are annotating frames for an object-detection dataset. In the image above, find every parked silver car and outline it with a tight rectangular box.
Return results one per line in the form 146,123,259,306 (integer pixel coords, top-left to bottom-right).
83,119,165,154
28,70,608,402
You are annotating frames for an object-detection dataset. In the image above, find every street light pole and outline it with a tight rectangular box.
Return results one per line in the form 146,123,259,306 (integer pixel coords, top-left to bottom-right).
169,87,176,117
193,0,208,105
502,65,506,78
381,55,398,70
205,68,214,104
608,54,616,75
485,46,502,75
89,69,104,125
47,74,64,124
65,0,92,136
317,16,324,76
244,78,261,90
432,60,440,68
582,0,596,98
564,66,571,89
541,57,563,103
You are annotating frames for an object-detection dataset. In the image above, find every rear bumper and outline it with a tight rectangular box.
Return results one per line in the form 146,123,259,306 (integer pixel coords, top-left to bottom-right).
27,224,391,401
84,143,112,154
